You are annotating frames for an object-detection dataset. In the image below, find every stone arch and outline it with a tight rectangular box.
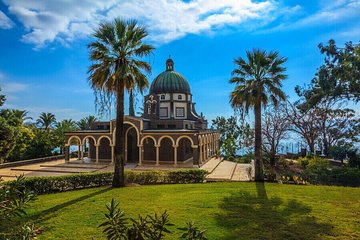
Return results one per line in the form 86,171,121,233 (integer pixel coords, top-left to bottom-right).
142,135,156,163
159,137,174,163
176,135,194,147
177,136,194,163
158,135,175,146
67,135,81,146
140,135,157,146
198,135,203,146
113,121,140,145
82,135,96,146
126,127,139,163
97,135,112,146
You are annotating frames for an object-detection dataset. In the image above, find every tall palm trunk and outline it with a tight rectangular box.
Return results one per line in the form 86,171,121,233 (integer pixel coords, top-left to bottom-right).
113,79,125,187
254,100,264,181
129,90,135,117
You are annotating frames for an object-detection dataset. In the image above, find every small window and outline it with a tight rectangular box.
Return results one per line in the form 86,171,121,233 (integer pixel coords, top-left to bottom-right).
161,95,165,100
178,95,182,100
159,107,168,117
157,124,165,129
168,124,176,129
176,107,185,117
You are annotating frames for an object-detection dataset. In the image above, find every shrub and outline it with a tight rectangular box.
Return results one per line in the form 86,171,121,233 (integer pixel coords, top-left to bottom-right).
0,175,38,240
100,199,207,240
347,150,360,168
329,167,360,187
300,157,360,187
10,169,208,195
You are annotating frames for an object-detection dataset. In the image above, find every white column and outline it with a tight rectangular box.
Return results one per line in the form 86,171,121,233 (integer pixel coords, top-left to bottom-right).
125,132,128,163
199,144,203,163
78,144,81,160
95,144,99,163
202,144,206,161
111,145,115,163
88,139,91,158
81,144,84,160
173,145,178,166
138,145,143,166
155,144,160,166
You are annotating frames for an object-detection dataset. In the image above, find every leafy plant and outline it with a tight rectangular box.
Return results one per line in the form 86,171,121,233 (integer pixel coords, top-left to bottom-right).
100,199,207,240
0,175,36,220
0,175,38,240
179,222,207,240
99,199,173,240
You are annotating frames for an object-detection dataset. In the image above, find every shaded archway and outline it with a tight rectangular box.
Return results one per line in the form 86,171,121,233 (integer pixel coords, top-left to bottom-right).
98,136,112,162
82,135,96,160
142,136,156,163
177,137,193,163
67,136,82,161
126,127,139,163
159,137,174,163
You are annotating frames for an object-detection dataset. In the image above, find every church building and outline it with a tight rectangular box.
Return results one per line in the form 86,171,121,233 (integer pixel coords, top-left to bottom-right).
64,58,220,167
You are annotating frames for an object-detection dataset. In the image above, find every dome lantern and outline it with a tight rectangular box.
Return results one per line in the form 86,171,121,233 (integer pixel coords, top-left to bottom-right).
166,56,174,71
150,57,191,94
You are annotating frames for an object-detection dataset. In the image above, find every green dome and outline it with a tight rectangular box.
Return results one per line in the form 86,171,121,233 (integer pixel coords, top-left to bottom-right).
150,58,191,94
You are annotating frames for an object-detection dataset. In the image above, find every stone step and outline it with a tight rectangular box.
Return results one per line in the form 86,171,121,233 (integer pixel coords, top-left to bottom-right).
40,164,107,169
200,157,222,173
231,163,252,181
10,167,98,174
206,160,237,181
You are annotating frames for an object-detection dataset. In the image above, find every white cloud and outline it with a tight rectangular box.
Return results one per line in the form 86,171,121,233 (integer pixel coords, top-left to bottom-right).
263,0,360,33
0,10,13,29
2,0,284,48
1,82,29,93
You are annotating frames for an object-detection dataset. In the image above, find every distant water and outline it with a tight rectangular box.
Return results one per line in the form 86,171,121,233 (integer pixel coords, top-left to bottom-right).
52,146,81,154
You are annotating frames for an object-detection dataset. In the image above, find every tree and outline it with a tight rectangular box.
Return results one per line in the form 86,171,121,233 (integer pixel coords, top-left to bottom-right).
262,104,289,166
11,110,32,125
88,18,154,187
212,115,253,159
285,102,320,153
54,119,78,154
36,112,56,131
0,117,17,163
0,110,21,163
0,86,5,106
25,128,54,159
230,49,287,181
129,89,135,117
313,102,360,156
6,126,35,162
296,39,360,108
77,115,97,130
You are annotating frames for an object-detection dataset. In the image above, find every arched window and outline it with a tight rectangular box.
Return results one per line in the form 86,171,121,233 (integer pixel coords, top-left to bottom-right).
161,95,165,100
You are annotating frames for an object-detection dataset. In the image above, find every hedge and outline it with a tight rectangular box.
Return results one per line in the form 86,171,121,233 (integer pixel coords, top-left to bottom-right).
7,169,208,195
302,166,360,187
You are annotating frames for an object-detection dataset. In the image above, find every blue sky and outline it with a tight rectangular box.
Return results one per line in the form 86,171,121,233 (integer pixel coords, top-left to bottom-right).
0,0,359,123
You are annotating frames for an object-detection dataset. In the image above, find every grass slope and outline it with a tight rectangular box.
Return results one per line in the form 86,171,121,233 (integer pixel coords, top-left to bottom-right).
18,182,360,239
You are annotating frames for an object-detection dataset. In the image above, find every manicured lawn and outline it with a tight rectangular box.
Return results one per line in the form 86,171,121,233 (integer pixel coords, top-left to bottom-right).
17,182,360,239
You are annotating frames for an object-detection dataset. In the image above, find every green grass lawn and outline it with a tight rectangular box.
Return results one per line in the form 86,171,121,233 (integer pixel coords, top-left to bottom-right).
16,182,360,239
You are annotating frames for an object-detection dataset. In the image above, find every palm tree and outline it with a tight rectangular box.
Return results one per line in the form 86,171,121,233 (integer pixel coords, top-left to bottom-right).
36,112,56,131
129,89,135,117
55,119,78,154
11,110,32,125
77,115,97,130
88,18,154,187
230,49,287,181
